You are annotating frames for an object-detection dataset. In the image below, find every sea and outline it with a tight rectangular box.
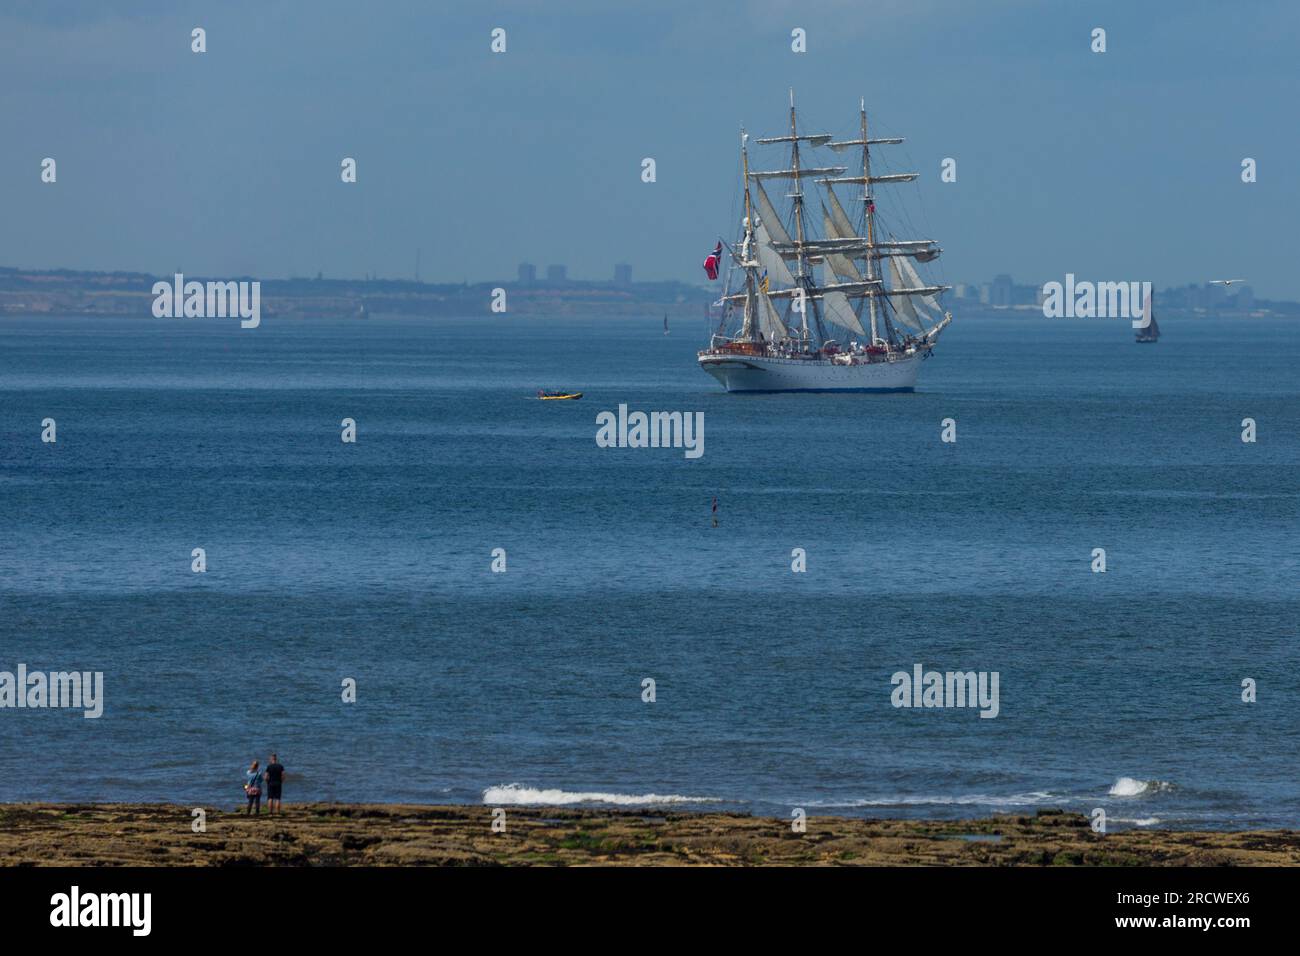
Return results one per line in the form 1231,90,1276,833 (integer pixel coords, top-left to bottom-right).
1,311,1297,830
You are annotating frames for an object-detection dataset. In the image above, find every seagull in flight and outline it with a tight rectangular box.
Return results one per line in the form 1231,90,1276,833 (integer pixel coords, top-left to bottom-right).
1209,278,1245,286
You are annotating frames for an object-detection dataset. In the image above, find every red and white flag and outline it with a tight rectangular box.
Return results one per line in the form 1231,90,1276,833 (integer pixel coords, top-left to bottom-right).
702,241,723,281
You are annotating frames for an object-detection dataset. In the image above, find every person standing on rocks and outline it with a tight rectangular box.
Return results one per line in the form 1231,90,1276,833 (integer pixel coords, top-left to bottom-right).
244,760,263,815
264,753,286,815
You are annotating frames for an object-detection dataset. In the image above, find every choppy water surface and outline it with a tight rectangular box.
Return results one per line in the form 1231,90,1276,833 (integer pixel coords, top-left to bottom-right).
1,313,1296,829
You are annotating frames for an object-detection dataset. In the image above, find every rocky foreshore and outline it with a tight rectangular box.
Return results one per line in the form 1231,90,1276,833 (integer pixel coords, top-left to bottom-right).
2,804,1298,866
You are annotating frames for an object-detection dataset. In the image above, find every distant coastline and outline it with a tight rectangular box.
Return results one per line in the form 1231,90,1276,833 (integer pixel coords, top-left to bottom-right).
5,265,1298,321
0,265,712,319
3,804,1298,866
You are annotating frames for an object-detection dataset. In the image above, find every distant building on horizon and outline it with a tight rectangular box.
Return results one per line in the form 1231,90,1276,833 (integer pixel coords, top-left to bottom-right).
1161,281,1256,311
546,264,567,283
517,262,536,284
614,263,632,285
990,273,1013,308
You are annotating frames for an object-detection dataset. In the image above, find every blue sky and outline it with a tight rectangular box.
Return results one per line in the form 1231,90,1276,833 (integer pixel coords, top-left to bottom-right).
2,0,1296,297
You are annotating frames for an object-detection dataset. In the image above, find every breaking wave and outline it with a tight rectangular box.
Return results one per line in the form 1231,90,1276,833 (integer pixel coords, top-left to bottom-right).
1108,777,1175,797
805,792,1057,808
482,784,721,807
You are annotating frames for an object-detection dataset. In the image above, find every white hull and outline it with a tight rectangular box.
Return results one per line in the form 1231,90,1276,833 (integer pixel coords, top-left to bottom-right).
699,351,926,392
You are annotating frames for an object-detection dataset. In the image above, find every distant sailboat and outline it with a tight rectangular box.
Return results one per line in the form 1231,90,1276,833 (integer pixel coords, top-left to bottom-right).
664,313,670,335
1135,290,1159,343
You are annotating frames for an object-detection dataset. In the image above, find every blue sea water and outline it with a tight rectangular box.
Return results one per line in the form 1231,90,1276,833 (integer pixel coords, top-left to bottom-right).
1,312,1297,829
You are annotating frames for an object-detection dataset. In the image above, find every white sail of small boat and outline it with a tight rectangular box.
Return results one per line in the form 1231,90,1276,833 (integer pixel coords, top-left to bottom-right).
698,92,953,393
1135,290,1160,342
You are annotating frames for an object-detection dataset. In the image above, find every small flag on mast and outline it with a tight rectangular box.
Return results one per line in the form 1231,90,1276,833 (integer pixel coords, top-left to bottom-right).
703,241,723,281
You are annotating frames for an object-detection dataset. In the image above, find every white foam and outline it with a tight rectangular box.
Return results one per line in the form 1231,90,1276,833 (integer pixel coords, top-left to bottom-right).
482,784,720,807
1108,776,1173,797
806,791,1056,808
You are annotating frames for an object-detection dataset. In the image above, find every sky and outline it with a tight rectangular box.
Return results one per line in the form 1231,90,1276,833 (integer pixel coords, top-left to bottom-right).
2,0,1297,297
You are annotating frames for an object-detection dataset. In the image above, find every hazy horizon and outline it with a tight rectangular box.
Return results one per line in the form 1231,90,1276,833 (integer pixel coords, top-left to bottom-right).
3,0,1296,296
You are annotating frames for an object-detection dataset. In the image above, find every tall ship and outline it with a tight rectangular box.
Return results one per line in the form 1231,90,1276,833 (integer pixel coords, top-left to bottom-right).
699,93,952,392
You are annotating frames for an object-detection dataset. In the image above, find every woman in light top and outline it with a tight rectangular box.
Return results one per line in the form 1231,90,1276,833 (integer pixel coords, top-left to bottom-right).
244,760,264,815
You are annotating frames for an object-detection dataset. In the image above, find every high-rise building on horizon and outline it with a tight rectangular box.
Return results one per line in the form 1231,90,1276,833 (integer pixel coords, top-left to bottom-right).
614,263,632,285
517,262,536,284
547,264,567,283
991,273,1014,308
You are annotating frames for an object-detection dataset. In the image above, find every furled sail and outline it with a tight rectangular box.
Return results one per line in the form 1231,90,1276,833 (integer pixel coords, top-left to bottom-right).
756,133,834,146
817,173,918,186
827,137,904,151
750,166,847,181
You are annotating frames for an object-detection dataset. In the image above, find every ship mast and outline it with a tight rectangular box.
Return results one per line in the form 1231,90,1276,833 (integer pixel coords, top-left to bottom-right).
819,100,951,349
718,94,953,352
860,99,880,345
738,128,758,342
787,90,811,342
788,91,832,346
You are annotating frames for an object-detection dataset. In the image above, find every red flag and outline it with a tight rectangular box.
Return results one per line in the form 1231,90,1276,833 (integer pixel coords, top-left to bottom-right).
703,241,722,281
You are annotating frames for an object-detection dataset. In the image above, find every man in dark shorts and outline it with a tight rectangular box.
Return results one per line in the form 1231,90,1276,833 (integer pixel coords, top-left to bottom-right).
264,753,286,815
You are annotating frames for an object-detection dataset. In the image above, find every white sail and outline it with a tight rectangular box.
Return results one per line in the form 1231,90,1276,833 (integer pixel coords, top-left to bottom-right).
821,289,867,337
888,257,927,333
759,290,788,340
754,220,795,288
893,253,944,319
820,205,862,283
823,186,857,240
754,181,792,245
699,95,953,394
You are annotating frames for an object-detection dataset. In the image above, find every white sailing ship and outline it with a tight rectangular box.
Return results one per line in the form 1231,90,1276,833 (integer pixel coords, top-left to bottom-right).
699,93,953,392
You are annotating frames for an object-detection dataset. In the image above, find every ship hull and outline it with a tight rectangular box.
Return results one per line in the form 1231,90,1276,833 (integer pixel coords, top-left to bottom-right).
698,352,924,393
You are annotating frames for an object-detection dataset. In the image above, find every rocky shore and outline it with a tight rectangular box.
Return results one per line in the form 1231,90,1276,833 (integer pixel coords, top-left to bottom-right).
2,804,1297,866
